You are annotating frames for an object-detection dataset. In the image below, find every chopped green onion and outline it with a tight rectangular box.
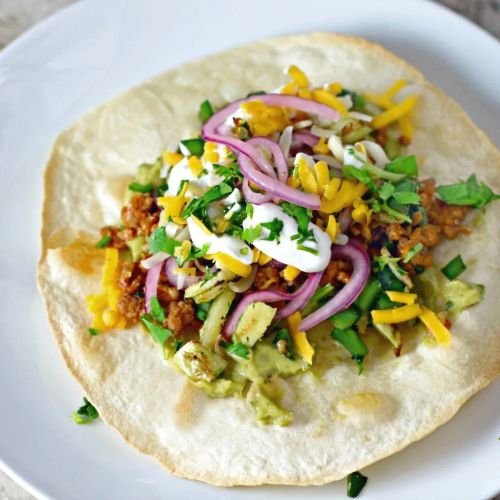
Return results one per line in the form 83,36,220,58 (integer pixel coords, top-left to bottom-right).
95,235,112,249
347,471,368,498
385,155,418,178
354,278,382,312
246,90,266,97
87,327,100,336
377,266,406,292
128,181,153,193
179,137,205,156
441,254,466,280
199,100,214,124
331,328,369,374
72,397,99,425
403,243,424,263
331,307,360,329
342,125,373,144
363,162,405,182
297,244,319,256
374,293,399,310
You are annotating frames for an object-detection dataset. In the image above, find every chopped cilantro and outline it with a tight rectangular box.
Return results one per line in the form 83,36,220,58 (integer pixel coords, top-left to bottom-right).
261,218,284,242
246,203,254,218
242,224,262,243
147,227,181,255
281,201,312,235
239,247,249,256
403,243,424,263
378,182,395,201
141,314,172,344
437,174,500,209
213,162,243,181
343,165,376,191
95,235,112,249
150,296,165,323
182,182,233,218
246,90,266,97
392,191,421,205
385,155,418,178
72,397,99,425
199,99,214,124
87,327,100,336
128,181,153,193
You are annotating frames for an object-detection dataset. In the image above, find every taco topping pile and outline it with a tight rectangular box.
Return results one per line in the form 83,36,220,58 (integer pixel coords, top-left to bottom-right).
85,66,499,425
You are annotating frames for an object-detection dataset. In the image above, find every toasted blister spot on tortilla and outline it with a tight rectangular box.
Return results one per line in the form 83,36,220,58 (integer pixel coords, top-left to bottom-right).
59,241,104,275
174,381,204,428
332,392,397,422
37,32,500,486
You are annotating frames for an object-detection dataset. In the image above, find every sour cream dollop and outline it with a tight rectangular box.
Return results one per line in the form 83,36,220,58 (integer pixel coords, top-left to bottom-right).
243,203,331,272
187,216,252,265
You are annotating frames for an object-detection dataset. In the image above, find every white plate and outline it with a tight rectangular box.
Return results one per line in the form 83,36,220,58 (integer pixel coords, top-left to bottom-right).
0,0,499,499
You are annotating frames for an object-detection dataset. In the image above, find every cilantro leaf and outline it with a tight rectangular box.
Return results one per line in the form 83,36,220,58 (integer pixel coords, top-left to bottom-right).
213,162,243,181
87,327,100,336
385,155,418,178
179,137,205,156
281,201,312,235
189,243,210,261
141,314,172,344
224,342,250,359
437,174,500,209
150,296,165,323
261,218,284,242
392,192,421,205
72,397,99,425
343,165,376,191
182,182,234,218
242,224,262,243
147,227,181,255
378,182,395,201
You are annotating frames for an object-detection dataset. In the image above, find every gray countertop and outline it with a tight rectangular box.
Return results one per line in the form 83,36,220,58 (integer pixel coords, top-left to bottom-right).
0,1,498,499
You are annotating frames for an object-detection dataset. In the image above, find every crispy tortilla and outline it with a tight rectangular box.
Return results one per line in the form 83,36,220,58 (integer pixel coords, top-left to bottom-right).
37,33,500,485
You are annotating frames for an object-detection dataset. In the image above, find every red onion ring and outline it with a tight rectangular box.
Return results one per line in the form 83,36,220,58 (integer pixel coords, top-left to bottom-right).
165,257,201,290
223,272,323,338
299,240,370,331
144,261,163,313
248,137,288,183
242,178,274,204
202,94,338,209
292,130,319,149
239,154,320,209
276,272,323,319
